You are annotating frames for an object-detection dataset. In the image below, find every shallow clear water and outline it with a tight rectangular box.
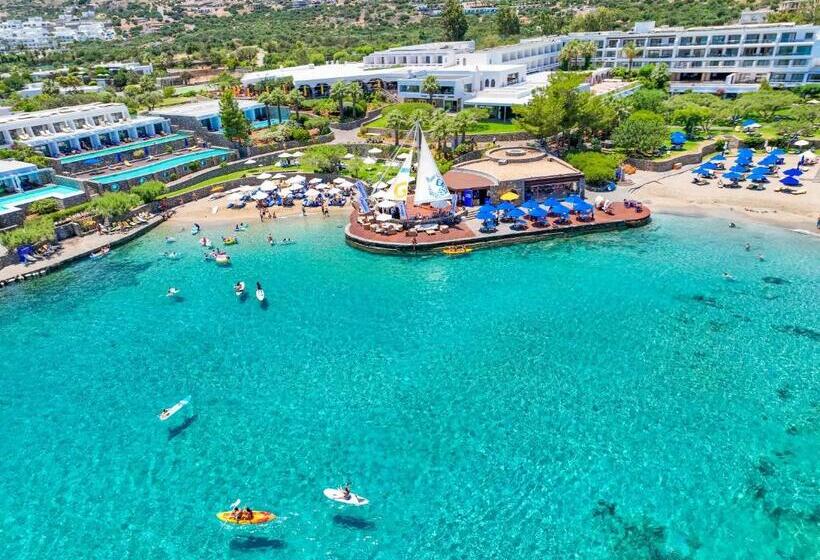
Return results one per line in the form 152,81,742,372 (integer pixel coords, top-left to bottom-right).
1,214,818,559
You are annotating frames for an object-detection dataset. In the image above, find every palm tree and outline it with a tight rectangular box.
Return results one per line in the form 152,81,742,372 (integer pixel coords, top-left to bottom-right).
258,91,274,127
421,75,440,106
622,42,641,72
269,87,288,124
288,88,304,119
385,110,408,145
579,41,597,69
329,81,348,119
347,82,364,118
452,108,486,144
558,41,579,70
428,112,454,152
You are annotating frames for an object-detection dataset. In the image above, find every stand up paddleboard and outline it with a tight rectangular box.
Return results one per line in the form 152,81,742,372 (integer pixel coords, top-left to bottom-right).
255,289,265,302
159,395,191,421
323,488,369,506
235,282,245,297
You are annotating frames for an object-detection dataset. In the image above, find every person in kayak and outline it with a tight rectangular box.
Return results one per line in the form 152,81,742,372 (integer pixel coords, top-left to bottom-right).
256,281,262,291
230,506,241,520
243,506,254,520
342,484,351,500
234,281,244,292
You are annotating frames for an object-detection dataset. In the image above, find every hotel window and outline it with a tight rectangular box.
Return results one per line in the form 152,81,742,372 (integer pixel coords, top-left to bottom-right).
744,34,759,43
679,37,692,46
808,74,820,82
787,74,803,82
755,60,769,67
804,32,814,40
691,61,702,68
464,84,472,92
649,38,662,46
770,73,786,81
762,33,777,42
635,39,645,47
777,46,794,55
727,34,741,44
726,48,737,56
722,61,736,67
660,50,673,58
775,59,790,66
795,46,811,55
741,60,754,67
607,39,617,48
792,59,807,66
695,36,708,45
780,32,796,42
711,35,725,45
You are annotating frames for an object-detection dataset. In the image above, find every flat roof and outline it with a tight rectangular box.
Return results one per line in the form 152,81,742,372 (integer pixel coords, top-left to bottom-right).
443,168,497,191
242,63,414,85
150,99,263,119
0,103,128,126
0,159,38,176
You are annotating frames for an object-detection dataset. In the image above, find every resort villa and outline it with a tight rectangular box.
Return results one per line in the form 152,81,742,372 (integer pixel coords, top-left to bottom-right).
150,99,285,132
241,20,818,115
0,159,86,228
0,103,172,158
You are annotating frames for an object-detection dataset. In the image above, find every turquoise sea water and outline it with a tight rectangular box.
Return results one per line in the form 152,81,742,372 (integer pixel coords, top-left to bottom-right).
1,214,818,559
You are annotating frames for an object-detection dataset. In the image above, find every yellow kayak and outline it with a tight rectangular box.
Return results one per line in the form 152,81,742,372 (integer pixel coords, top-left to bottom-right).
216,511,276,525
442,246,472,256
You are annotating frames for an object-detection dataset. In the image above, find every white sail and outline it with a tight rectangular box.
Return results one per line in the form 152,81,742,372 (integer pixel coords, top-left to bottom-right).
413,129,451,205
385,146,413,202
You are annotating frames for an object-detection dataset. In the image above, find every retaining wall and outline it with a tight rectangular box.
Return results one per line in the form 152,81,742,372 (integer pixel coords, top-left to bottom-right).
627,141,720,172
331,108,384,131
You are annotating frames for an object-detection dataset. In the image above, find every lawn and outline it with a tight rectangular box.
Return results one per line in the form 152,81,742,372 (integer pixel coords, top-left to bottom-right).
366,115,523,135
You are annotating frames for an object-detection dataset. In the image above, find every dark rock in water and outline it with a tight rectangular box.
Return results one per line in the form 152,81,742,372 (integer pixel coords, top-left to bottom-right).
776,384,792,401
785,423,799,436
592,500,617,518
708,320,726,333
777,325,820,342
762,276,790,285
692,294,719,307
753,484,767,500
757,457,776,477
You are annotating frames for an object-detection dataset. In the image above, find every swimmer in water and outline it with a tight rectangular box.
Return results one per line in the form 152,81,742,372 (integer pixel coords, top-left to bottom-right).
745,242,751,251
722,272,735,281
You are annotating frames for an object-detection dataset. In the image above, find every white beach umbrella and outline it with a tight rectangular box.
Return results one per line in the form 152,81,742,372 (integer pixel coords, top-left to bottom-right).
371,190,388,200
337,179,354,188
291,151,305,157
305,188,321,199
314,183,329,190
278,152,293,159
377,200,396,209
363,156,377,165
368,147,382,155
259,180,278,192
256,172,272,180
332,177,347,184
245,159,257,165
375,213,392,222
396,152,411,159
251,191,268,200
328,187,341,195
272,173,287,179
238,185,256,193
343,153,356,160
372,181,388,190
227,193,243,202
793,139,810,147
279,187,293,197
287,175,307,184
309,177,323,184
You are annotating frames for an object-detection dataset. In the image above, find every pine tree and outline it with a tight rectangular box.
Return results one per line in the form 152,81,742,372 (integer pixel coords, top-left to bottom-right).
441,0,468,41
219,89,251,146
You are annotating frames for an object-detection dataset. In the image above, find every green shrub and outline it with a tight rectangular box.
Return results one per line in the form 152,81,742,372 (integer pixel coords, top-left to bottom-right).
27,198,61,215
301,145,346,173
742,136,766,150
130,180,165,203
132,148,146,159
566,151,624,186
89,191,142,218
50,201,92,222
0,217,55,249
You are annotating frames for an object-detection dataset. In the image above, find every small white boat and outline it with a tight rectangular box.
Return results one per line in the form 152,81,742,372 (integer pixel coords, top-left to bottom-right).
190,226,200,235
235,282,245,297
323,488,369,506
167,287,180,297
165,237,176,244
159,395,191,421
255,289,265,302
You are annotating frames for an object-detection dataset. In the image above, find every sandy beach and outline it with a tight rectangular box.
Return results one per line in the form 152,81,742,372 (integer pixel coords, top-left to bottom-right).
614,153,820,231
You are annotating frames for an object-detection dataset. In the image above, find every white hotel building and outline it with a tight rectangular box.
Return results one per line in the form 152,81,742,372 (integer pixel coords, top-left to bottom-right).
240,20,818,115
0,103,171,157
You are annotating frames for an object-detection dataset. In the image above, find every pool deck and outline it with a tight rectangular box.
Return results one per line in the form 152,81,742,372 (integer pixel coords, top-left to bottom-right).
0,214,165,285
345,202,651,254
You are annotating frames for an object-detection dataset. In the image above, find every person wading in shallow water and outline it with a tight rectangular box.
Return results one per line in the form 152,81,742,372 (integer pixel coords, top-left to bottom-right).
412,237,417,251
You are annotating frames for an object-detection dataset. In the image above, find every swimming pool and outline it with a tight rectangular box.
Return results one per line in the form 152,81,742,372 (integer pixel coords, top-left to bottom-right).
91,148,233,186
58,134,191,165
0,184,84,212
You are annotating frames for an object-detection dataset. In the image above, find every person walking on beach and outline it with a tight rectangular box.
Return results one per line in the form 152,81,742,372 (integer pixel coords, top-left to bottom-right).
301,206,307,217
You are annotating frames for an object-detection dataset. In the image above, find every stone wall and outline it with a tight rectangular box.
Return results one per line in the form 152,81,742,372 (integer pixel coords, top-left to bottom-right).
627,141,719,172
0,208,25,229
331,107,384,131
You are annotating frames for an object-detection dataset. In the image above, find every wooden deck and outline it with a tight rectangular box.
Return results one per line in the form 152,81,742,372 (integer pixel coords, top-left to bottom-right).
346,202,651,254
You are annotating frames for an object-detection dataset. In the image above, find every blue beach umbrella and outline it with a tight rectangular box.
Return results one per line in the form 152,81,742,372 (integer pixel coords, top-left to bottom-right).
573,199,594,213
670,131,687,145
476,209,497,221
742,119,758,127
548,203,570,216
758,154,779,166
723,172,744,182
528,206,547,219
507,207,526,219
692,168,712,177
710,154,726,162
749,174,768,183
520,199,541,210
729,164,748,173
770,148,785,155
564,194,585,205
496,201,517,212
780,176,801,187
478,203,496,214
701,161,718,170
783,168,803,177
750,166,770,175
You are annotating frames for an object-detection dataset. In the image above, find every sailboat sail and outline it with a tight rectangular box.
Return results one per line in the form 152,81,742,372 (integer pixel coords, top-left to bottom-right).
414,129,451,205
385,146,413,202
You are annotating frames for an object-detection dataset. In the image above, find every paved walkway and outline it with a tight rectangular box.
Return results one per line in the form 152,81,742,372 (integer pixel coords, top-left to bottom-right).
328,126,363,145
0,216,164,284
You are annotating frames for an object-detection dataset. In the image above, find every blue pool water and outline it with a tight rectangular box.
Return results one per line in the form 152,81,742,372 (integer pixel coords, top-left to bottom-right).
92,148,232,185
59,134,191,164
0,214,818,559
0,184,83,211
